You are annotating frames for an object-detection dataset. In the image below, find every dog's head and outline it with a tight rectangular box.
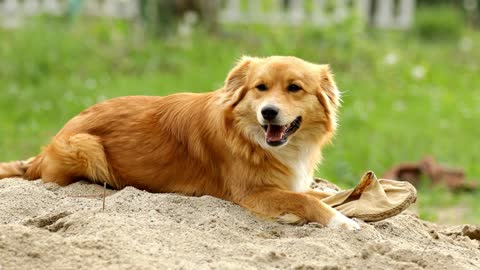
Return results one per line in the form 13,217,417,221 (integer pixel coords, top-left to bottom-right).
222,56,340,148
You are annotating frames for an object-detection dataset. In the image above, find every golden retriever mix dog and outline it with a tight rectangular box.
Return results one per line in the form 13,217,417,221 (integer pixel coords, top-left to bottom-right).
0,56,360,230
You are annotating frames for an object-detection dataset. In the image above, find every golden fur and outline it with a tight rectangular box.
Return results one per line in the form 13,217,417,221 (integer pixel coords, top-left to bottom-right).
0,56,359,230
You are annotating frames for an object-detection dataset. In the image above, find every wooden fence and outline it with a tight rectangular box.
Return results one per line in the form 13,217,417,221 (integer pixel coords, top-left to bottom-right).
0,0,416,29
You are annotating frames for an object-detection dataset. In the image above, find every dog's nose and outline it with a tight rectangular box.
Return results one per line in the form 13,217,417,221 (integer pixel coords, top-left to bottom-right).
261,106,279,121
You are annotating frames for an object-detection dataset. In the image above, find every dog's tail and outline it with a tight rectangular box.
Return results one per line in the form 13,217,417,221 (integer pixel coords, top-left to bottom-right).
0,156,42,180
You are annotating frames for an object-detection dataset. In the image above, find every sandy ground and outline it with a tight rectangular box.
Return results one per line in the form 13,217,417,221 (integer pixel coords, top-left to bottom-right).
1,178,479,270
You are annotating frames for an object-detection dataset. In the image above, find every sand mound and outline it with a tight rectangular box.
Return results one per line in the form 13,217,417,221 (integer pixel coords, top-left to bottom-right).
1,178,479,270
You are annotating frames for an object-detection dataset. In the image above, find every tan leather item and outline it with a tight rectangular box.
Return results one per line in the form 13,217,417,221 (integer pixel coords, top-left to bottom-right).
313,171,417,222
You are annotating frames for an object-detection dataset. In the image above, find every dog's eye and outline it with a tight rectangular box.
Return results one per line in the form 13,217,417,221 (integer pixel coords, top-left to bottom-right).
287,84,302,92
256,84,268,91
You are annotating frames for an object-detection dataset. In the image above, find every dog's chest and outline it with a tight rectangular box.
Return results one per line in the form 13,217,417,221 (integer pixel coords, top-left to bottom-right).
289,160,312,192
272,145,316,192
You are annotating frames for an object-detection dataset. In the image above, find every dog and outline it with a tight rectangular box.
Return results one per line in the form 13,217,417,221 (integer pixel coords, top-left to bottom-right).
0,56,360,230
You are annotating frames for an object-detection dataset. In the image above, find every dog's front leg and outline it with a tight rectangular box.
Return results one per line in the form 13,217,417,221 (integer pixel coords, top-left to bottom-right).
238,188,360,230
305,190,335,200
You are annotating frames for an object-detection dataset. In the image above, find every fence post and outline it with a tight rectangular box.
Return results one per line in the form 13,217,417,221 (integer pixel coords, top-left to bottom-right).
374,0,394,28
221,0,241,23
333,0,348,22
1,0,416,29
397,0,415,29
355,0,371,21
24,0,40,15
43,0,62,15
311,0,328,26
3,0,21,28
289,0,304,25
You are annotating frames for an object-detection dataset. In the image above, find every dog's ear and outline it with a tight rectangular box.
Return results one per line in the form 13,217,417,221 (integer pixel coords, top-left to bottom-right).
222,56,256,108
318,64,340,109
316,65,340,132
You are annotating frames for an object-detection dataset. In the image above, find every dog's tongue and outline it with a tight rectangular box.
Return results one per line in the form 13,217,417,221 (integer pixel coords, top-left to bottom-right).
266,125,286,142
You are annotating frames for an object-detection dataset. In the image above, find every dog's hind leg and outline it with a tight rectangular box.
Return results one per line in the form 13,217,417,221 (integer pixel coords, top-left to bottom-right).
0,157,36,179
24,133,119,188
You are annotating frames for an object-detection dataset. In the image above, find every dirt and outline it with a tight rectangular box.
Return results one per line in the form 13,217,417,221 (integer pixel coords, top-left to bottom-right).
1,178,479,270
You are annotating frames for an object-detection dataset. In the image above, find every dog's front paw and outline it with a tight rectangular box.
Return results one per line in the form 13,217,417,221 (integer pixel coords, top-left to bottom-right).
327,212,361,231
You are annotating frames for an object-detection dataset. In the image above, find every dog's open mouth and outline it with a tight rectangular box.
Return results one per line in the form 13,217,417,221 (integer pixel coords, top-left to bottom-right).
262,116,302,146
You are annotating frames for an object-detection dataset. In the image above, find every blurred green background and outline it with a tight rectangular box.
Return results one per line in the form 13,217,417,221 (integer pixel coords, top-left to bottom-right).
0,0,479,224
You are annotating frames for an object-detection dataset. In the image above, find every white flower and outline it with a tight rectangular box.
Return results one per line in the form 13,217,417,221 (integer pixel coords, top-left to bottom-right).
7,84,18,95
411,66,426,80
63,91,75,102
439,119,449,129
184,11,198,25
459,36,473,52
460,108,471,119
178,11,198,38
178,22,192,37
85,79,97,90
34,101,52,112
384,53,398,65
393,100,406,112
96,95,108,103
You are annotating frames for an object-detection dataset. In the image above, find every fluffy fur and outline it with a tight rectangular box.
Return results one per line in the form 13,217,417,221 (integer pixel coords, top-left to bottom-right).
0,56,359,230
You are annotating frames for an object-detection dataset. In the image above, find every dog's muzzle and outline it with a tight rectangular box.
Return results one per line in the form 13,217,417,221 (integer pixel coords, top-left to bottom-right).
261,116,302,147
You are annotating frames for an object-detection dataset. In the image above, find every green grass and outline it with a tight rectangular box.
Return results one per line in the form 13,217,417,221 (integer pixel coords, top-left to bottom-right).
0,15,479,224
